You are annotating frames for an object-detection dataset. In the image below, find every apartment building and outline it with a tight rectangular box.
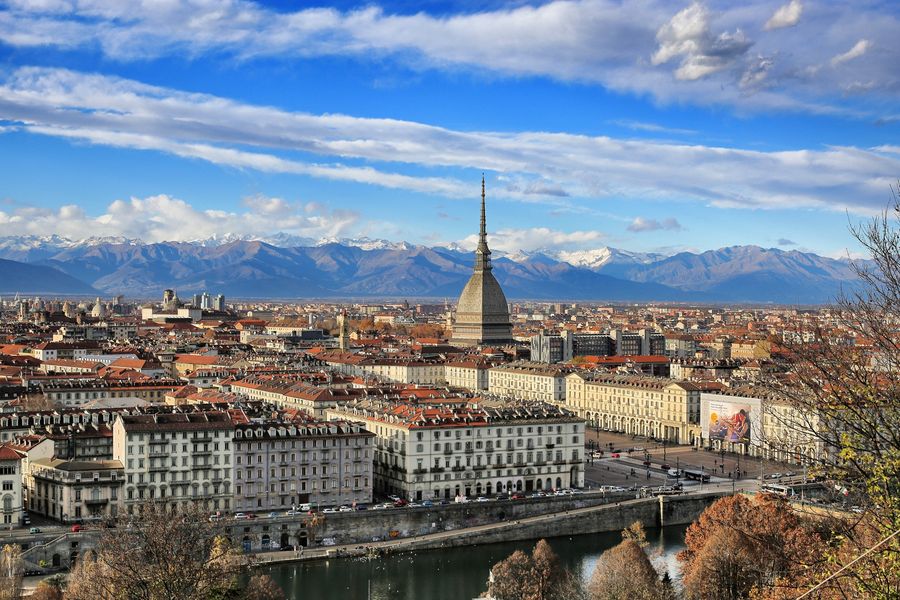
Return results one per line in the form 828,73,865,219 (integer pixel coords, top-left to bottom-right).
0,445,22,528
113,411,234,514
39,379,182,408
357,357,446,386
488,361,571,403
326,399,585,501
565,372,701,444
700,389,828,464
26,458,124,523
444,359,490,391
233,417,374,511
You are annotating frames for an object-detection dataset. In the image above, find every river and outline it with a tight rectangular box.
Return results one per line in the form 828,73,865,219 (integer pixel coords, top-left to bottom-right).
263,524,690,599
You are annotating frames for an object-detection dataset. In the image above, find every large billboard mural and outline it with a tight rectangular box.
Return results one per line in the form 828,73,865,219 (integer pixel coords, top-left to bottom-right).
707,401,752,444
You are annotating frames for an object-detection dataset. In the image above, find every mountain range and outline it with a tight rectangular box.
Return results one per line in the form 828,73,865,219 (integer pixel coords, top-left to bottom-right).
0,235,863,303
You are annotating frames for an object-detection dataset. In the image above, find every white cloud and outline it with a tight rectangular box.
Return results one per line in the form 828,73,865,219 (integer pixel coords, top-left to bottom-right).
0,1,898,111
609,119,696,136
652,3,753,81
456,227,605,253
0,194,359,242
831,39,870,67
765,0,802,30
627,217,683,232
0,67,898,216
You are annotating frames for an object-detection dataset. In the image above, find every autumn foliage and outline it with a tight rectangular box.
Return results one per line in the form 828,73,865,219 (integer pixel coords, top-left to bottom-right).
484,539,579,600
678,494,824,600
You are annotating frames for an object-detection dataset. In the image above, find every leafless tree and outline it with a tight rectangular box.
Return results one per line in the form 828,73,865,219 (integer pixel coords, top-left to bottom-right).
65,502,283,600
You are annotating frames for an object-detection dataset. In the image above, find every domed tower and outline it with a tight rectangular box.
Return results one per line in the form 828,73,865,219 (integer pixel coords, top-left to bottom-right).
451,176,513,346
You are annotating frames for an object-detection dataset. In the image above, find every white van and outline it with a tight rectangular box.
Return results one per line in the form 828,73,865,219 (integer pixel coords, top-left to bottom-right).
667,468,680,477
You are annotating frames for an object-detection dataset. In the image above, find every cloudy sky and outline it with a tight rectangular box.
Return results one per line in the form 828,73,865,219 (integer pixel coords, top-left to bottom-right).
0,0,898,256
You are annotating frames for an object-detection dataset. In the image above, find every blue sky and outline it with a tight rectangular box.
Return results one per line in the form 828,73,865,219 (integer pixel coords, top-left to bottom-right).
1,0,899,259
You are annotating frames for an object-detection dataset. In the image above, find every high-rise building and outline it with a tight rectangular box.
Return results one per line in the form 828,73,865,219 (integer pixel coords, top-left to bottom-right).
201,292,212,309
213,294,226,312
451,177,513,346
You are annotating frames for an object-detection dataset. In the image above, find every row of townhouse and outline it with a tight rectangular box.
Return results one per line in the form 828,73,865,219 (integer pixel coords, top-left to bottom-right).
17,405,375,524
564,372,703,445
326,399,585,501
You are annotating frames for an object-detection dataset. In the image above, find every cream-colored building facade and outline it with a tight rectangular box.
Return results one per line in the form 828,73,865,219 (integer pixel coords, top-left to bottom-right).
565,372,701,444
488,362,570,403
326,400,584,501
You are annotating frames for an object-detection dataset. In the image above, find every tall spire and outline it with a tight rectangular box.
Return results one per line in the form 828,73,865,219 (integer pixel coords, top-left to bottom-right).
475,174,491,271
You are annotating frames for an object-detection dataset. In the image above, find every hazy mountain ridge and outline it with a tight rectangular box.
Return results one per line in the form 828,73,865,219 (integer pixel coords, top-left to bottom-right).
0,258,98,294
0,236,862,302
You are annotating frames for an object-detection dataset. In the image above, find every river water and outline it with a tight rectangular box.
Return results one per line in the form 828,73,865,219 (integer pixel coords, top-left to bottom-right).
263,524,689,600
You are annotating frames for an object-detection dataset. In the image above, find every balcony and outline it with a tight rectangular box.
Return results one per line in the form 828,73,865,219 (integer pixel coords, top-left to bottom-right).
443,449,453,455
450,466,465,472
430,467,445,474
464,447,474,454
545,443,555,449
553,460,567,465
413,468,428,475
473,465,486,471
85,498,109,506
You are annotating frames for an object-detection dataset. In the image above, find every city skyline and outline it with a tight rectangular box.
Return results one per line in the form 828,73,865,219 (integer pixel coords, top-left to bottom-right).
1,0,899,260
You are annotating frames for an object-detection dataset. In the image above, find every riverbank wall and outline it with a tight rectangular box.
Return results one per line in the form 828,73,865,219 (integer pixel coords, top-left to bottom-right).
256,491,727,565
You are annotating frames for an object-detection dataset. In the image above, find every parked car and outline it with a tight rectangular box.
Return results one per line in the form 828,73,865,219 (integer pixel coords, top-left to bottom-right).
611,453,620,458
71,524,83,532
233,512,250,520
338,506,353,512
393,499,408,507
284,510,300,517
496,494,509,501
510,493,525,500
298,503,312,512
322,508,339,514
267,512,279,518
29,527,41,534
475,496,489,502
421,500,434,507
